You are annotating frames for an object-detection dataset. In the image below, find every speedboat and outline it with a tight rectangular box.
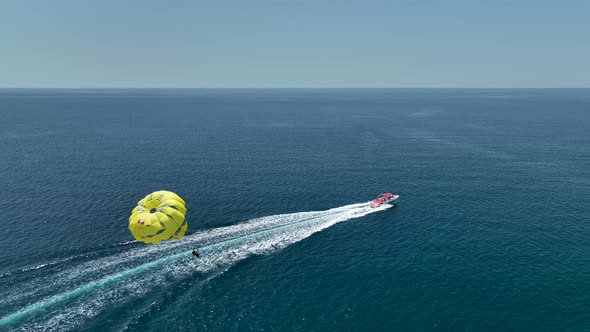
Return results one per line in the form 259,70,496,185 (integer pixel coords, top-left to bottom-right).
369,192,399,208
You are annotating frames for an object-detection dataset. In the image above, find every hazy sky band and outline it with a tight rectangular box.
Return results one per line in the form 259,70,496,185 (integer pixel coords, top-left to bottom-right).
1,0,589,88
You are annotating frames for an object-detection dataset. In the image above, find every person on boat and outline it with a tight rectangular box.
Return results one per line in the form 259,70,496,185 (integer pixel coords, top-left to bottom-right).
192,249,200,257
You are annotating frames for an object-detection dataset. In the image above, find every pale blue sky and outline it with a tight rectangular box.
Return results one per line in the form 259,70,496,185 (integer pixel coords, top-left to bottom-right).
1,0,589,87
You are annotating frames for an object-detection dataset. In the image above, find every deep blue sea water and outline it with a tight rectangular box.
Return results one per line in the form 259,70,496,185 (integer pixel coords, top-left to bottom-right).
0,89,589,331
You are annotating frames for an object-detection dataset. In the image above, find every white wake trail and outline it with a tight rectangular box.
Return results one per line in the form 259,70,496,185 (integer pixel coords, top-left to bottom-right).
0,202,391,331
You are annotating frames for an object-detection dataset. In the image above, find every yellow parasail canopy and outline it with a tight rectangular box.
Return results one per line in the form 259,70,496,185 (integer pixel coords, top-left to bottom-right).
128,190,187,244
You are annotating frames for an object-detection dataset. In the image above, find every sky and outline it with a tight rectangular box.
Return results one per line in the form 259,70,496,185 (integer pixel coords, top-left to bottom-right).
1,0,589,88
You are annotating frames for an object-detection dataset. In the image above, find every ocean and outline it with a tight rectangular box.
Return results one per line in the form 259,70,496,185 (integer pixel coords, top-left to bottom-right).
0,89,588,331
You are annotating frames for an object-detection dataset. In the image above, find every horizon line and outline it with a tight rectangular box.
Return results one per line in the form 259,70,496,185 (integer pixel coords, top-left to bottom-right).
1,87,589,90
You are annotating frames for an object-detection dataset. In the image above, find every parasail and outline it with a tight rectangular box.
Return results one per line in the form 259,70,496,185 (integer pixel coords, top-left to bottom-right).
128,190,187,244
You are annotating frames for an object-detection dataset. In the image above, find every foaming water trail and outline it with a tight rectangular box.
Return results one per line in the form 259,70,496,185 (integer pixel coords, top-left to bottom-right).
0,202,391,330
0,256,79,278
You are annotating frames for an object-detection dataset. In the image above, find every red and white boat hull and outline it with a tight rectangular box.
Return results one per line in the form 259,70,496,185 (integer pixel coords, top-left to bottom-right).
369,193,399,208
